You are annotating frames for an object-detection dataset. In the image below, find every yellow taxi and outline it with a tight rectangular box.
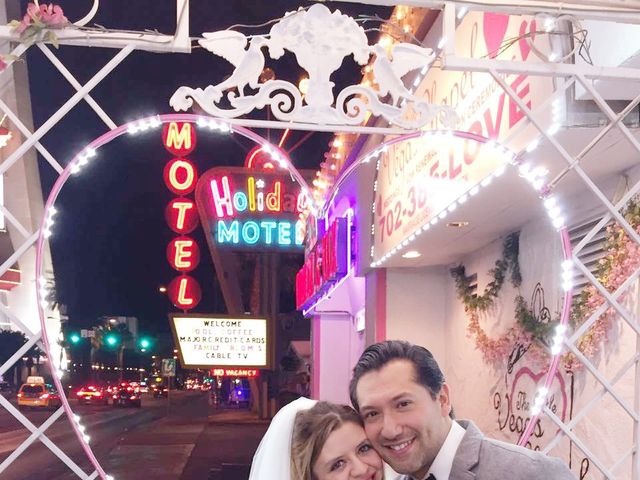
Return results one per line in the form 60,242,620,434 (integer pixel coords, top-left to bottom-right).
17,376,62,410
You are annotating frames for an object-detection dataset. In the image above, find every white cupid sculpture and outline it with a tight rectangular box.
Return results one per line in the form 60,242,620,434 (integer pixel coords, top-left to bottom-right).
170,4,454,129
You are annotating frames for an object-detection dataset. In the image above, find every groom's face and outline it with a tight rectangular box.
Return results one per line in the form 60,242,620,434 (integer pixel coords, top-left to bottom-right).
355,359,452,479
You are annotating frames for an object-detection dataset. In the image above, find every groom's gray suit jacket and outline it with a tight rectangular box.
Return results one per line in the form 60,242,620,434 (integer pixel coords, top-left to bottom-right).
398,420,575,480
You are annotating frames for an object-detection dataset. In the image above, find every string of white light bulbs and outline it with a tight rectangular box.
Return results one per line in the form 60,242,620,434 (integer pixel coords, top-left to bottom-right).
322,129,573,448
35,113,315,480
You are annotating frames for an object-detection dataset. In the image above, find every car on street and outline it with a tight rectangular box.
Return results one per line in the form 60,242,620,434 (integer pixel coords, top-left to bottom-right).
17,377,62,410
151,383,168,398
111,385,141,408
76,384,109,405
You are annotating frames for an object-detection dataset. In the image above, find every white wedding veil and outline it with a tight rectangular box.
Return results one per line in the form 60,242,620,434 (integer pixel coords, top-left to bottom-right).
249,397,317,480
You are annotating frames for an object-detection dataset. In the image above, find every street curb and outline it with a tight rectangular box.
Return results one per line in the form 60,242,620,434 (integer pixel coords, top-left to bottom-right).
207,413,271,425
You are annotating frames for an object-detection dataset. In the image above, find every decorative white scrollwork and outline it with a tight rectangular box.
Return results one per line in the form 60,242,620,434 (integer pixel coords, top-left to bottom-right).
169,4,456,129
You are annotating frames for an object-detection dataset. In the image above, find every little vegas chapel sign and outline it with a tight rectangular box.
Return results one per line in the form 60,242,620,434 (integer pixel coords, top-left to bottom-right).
170,315,269,368
373,133,505,259
195,167,306,252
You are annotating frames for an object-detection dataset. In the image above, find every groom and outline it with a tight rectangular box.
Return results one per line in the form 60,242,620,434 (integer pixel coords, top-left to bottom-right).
349,340,576,480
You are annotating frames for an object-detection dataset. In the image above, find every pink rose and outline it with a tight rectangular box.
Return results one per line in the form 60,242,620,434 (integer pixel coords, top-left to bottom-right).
0,57,6,71
39,4,68,28
14,3,39,34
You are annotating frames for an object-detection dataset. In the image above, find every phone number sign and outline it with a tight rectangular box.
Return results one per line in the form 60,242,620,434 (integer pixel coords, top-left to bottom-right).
373,133,503,259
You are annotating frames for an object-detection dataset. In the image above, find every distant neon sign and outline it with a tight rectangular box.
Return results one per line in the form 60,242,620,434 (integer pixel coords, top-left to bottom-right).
163,122,201,310
196,168,306,251
212,368,260,378
296,216,350,310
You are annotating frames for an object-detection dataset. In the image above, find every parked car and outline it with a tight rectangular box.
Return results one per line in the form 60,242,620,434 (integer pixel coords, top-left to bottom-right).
76,384,109,405
17,377,62,410
111,385,141,408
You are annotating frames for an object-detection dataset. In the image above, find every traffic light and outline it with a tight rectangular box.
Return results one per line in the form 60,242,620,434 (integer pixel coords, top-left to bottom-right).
69,332,81,344
138,336,152,351
104,332,119,347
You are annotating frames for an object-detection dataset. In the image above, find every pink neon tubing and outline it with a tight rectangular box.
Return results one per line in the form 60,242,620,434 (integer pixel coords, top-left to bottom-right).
517,227,572,447
330,130,572,449
35,114,303,479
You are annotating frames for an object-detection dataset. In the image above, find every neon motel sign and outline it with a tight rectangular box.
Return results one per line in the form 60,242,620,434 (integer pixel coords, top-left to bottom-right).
296,216,350,311
196,168,306,251
162,122,202,310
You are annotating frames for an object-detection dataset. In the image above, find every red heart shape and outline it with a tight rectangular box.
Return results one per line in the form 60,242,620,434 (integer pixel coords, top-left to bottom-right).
483,13,510,59
518,20,536,61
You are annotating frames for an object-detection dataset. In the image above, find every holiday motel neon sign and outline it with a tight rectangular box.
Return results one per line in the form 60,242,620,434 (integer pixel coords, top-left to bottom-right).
196,168,306,251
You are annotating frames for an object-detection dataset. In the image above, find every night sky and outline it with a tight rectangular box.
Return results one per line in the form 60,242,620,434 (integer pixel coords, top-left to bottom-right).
21,1,390,339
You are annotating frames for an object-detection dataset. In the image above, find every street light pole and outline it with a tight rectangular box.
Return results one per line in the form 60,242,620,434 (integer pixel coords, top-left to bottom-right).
118,346,124,382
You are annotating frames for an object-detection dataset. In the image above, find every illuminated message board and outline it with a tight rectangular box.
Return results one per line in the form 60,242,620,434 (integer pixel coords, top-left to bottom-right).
196,167,306,252
170,315,269,368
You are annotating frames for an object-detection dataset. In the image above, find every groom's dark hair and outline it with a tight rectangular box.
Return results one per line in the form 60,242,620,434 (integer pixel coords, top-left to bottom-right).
349,340,447,412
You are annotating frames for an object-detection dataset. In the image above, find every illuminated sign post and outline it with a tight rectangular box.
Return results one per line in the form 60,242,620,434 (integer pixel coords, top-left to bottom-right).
196,168,306,252
296,216,350,311
170,315,269,368
162,122,202,310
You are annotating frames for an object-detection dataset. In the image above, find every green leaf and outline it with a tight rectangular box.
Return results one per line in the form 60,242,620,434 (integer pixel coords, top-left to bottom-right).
44,30,59,49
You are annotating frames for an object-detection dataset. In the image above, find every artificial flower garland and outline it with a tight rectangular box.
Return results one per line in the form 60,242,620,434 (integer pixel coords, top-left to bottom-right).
1,3,69,72
567,198,640,370
452,198,640,371
9,3,69,46
451,232,555,368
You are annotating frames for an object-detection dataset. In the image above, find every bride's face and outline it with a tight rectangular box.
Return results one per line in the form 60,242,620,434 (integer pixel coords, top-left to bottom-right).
312,421,384,480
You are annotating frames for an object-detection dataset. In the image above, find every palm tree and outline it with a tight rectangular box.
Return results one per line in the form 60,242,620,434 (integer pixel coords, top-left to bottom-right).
0,330,42,384
89,323,133,382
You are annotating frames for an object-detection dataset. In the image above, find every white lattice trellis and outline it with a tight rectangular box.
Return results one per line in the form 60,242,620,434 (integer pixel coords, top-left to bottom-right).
0,0,639,478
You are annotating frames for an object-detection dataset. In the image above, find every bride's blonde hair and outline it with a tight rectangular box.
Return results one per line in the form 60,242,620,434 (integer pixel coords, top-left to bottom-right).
290,401,363,479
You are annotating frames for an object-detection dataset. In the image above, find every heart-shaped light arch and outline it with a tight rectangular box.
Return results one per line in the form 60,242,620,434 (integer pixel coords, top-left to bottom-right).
322,130,573,448
35,113,314,480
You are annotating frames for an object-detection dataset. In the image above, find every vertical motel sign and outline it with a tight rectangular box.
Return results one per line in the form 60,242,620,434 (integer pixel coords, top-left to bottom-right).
195,167,306,252
295,216,349,311
163,122,202,310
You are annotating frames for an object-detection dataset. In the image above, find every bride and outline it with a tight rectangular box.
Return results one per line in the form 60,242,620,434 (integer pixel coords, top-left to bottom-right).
249,398,385,479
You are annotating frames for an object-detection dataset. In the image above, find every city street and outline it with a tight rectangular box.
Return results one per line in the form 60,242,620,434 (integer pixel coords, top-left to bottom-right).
0,391,268,479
